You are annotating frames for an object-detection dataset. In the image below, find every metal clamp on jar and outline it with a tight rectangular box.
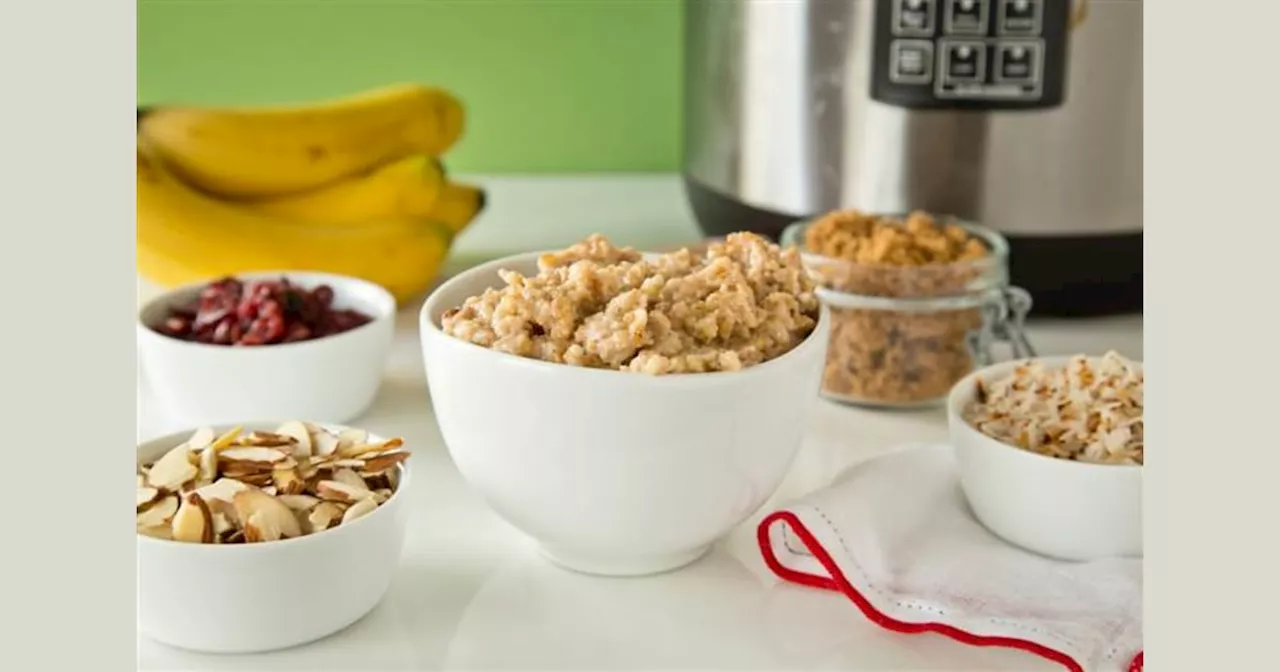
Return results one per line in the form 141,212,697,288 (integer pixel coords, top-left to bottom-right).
781,217,1035,409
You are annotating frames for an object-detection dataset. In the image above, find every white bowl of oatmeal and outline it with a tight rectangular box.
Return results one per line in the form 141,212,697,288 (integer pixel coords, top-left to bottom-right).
947,352,1143,562
419,233,829,576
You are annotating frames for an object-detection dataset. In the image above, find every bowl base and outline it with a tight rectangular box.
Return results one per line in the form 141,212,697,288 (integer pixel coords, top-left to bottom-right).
538,543,712,577
139,590,383,655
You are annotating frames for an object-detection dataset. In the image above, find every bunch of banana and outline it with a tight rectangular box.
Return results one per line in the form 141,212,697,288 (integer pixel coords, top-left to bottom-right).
136,83,486,305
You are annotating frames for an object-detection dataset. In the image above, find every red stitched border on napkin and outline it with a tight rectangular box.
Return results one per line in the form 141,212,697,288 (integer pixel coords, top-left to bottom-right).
757,510,1143,672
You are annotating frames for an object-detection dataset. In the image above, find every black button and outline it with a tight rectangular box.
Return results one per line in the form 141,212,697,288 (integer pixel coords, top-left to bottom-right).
890,40,934,84
945,0,988,35
944,42,985,82
999,0,1041,35
894,0,936,37
996,41,1041,83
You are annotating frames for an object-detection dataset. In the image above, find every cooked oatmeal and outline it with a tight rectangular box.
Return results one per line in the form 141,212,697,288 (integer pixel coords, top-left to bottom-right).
440,233,820,374
964,351,1144,465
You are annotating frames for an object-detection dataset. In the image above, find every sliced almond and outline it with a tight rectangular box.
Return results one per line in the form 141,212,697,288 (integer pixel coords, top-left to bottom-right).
363,473,392,491
221,462,276,477
316,480,369,503
209,425,243,452
341,497,379,524
219,447,291,465
193,477,249,504
308,501,345,532
313,431,340,457
233,489,302,540
186,426,216,452
171,493,214,544
138,525,173,541
147,444,199,491
136,425,408,545
362,450,410,474
229,471,274,487
205,496,240,528
340,437,403,460
240,431,296,448
240,468,280,483
196,445,219,486
336,427,368,451
299,460,325,480
271,467,306,495
244,508,294,543
136,494,179,528
211,511,236,535
276,420,313,458
332,468,370,493
276,494,320,512
136,486,160,509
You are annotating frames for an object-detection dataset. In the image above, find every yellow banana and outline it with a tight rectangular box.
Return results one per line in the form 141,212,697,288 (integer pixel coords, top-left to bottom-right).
242,154,446,224
136,143,455,306
138,83,466,199
430,181,487,234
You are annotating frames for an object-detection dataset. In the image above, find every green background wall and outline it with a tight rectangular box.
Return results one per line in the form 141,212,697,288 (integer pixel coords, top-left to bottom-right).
138,0,684,174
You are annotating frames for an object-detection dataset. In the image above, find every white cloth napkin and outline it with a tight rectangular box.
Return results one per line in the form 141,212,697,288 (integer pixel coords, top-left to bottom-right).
757,444,1143,672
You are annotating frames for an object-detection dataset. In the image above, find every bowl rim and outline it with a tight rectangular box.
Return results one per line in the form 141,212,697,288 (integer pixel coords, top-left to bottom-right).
418,249,831,387
137,271,396,354
136,421,410,552
947,354,1145,472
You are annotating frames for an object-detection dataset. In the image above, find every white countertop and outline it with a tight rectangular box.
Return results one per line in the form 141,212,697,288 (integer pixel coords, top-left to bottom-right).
137,175,1142,671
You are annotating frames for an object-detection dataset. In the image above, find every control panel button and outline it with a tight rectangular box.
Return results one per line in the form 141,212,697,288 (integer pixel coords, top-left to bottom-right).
994,40,1042,84
889,39,935,84
944,0,988,35
941,40,986,82
998,0,1042,35
892,0,936,37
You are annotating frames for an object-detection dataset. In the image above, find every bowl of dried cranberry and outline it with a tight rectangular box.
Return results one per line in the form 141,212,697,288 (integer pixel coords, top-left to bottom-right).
138,272,396,427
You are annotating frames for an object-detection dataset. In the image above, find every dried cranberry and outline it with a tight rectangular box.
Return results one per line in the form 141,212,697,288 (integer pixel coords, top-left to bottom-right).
211,318,235,345
235,298,259,322
313,285,334,307
243,313,285,344
162,316,191,337
259,299,283,319
280,289,307,316
283,322,312,342
169,304,198,321
155,275,374,346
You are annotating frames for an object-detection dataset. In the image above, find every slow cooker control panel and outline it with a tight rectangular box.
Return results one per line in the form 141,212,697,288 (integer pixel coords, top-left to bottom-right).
871,0,1071,110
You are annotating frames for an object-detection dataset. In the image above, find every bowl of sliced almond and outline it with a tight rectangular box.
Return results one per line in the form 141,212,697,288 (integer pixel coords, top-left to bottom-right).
136,421,412,654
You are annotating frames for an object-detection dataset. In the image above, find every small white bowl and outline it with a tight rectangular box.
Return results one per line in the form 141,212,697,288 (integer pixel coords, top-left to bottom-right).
420,252,830,577
948,356,1143,562
137,272,396,427
136,422,411,654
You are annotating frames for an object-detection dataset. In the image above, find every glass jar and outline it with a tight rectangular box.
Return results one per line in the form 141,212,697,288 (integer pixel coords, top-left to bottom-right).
781,218,1036,409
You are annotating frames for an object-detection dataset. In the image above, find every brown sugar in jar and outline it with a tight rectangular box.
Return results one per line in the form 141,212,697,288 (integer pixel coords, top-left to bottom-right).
781,210,1034,408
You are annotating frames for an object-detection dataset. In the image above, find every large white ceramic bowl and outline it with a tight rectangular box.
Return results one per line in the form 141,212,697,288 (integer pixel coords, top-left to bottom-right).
420,252,830,577
948,356,1143,562
137,271,396,427
136,422,411,653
